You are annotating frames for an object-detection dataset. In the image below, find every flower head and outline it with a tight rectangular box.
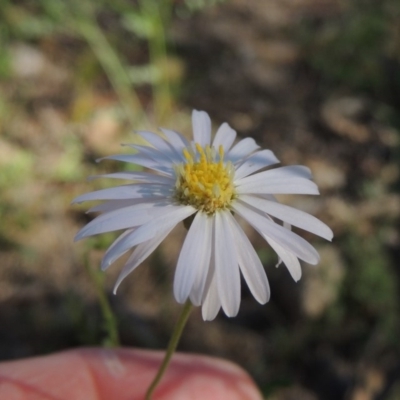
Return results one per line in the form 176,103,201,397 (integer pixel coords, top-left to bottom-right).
74,110,333,320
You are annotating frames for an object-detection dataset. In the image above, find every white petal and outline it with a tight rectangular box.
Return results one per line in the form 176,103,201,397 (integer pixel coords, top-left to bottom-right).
72,183,172,204
101,228,149,269
201,243,221,321
192,110,211,147
214,211,241,317
74,200,175,240
236,165,312,186
274,221,291,267
101,228,135,270
98,153,173,176
253,193,278,202
236,166,319,195
227,213,270,304
239,195,333,240
234,149,280,180
113,225,175,293
136,130,168,149
123,204,195,249
105,205,195,271
159,128,189,154
267,237,302,281
232,201,320,265
201,273,221,321
137,131,182,161
88,172,175,185
174,212,212,304
227,137,260,163
129,144,175,164
137,131,174,153
87,198,156,213
212,122,237,151
187,215,213,306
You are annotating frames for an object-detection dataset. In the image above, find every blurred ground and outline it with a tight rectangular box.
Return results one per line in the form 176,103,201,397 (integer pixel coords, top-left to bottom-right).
0,0,400,399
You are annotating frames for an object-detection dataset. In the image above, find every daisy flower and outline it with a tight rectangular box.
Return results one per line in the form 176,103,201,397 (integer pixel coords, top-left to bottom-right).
74,110,333,321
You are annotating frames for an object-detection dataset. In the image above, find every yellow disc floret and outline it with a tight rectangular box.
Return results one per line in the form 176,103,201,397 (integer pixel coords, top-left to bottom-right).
174,143,235,214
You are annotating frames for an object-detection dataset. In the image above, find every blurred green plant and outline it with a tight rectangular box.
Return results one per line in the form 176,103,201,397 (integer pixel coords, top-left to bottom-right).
183,0,227,12
52,134,85,182
0,146,34,190
41,0,150,127
0,36,11,79
346,236,395,313
123,0,173,120
0,0,232,127
299,0,400,100
0,0,187,126
73,6,147,127
0,1,58,39
335,232,399,343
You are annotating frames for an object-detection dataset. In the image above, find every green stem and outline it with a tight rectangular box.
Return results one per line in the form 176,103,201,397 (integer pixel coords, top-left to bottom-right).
84,254,120,347
145,300,193,400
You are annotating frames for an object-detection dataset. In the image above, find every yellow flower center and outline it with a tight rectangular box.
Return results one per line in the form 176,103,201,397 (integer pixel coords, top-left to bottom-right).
174,143,235,214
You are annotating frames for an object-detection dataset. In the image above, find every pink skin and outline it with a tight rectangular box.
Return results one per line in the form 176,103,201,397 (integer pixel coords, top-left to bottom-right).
0,348,262,400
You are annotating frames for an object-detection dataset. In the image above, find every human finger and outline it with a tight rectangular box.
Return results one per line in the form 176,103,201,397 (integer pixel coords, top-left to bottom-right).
0,347,262,400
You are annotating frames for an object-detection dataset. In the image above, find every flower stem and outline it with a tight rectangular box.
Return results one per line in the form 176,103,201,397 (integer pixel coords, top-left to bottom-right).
145,300,193,400
84,253,120,347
